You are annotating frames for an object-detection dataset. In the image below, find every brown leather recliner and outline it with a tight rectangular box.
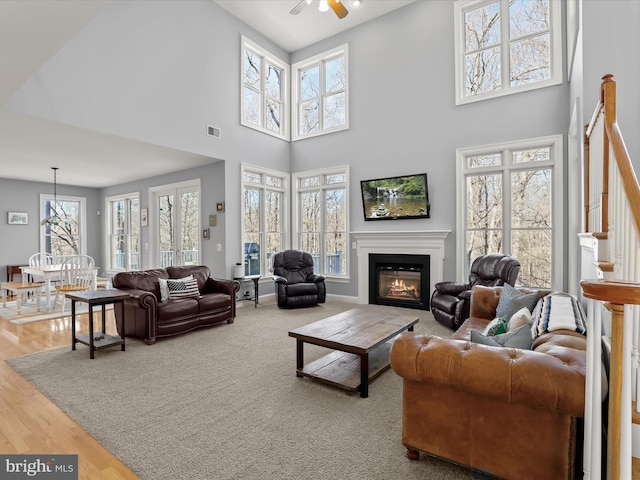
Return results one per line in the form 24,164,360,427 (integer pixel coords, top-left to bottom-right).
272,250,326,308
430,253,520,330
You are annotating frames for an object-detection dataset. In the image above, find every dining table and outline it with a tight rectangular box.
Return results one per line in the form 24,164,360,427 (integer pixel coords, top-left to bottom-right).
20,264,98,312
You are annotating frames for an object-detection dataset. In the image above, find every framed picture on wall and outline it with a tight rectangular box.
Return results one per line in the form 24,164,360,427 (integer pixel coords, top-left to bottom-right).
7,212,28,225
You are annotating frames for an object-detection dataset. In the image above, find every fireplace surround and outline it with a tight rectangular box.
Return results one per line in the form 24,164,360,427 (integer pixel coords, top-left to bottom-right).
352,230,449,307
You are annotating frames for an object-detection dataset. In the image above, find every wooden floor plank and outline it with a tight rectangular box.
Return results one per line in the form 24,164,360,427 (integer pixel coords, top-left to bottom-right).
0,308,139,480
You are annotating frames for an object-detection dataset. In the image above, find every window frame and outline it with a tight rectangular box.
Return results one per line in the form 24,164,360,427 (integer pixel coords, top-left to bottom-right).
105,192,140,273
456,134,563,289
241,163,290,277
292,165,350,279
241,36,290,141
453,0,562,105
39,193,87,256
292,44,349,141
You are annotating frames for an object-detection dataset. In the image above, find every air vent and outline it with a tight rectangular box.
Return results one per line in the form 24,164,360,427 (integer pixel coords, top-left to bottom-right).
207,125,221,138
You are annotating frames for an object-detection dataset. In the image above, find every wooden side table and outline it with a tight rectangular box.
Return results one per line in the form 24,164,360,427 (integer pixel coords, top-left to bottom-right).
7,265,27,282
66,290,130,359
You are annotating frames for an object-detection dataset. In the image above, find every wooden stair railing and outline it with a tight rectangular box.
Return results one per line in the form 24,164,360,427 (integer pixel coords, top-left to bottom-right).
582,280,640,480
582,74,640,480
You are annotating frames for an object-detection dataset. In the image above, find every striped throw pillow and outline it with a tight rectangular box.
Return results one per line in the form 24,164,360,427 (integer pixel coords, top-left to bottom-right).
167,277,200,299
531,293,587,338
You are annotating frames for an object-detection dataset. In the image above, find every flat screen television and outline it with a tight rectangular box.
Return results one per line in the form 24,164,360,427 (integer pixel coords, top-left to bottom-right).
360,173,430,221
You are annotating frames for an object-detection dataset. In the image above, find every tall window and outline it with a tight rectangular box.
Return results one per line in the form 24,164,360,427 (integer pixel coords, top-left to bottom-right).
293,166,349,277
40,194,86,256
106,193,140,271
457,135,562,289
454,0,561,105
241,36,289,141
242,164,288,276
292,44,349,141
150,180,200,268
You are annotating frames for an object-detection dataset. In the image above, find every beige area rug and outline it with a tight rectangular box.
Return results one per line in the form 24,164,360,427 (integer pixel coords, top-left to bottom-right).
0,299,97,324
8,300,474,480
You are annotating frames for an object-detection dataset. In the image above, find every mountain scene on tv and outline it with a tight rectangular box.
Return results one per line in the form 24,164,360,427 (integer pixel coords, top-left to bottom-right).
361,174,430,220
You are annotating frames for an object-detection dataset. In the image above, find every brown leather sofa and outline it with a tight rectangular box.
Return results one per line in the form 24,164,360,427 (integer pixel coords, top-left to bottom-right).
112,265,240,344
390,285,586,480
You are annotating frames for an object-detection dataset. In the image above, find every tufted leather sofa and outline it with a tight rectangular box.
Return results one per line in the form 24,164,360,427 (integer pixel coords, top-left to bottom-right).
390,285,586,480
430,253,521,330
112,265,240,345
272,250,326,308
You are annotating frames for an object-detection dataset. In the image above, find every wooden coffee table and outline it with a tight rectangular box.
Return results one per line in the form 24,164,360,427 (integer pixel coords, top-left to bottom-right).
288,308,419,398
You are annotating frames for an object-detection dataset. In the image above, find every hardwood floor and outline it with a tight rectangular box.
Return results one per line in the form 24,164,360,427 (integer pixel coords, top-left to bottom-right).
0,308,139,480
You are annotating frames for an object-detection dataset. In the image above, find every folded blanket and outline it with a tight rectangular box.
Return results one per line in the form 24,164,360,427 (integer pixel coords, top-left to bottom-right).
531,293,587,338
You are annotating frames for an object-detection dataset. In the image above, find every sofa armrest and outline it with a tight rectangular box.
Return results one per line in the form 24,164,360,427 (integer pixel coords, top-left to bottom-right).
390,332,585,417
203,278,240,296
434,281,468,296
114,287,158,309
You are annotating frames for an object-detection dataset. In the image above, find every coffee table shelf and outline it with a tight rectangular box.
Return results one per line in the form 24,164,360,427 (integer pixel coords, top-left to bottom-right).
297,342,393,392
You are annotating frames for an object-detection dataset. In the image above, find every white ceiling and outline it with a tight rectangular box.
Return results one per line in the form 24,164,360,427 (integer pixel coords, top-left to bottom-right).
213,0,416,53
0,0,415,188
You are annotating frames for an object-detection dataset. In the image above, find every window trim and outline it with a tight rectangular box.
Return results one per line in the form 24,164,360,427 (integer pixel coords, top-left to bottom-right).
240,163,290,277
455,134,563,289
292,165,350,279
291,44,349,141
240,36,290,141
453,0,563,106
105,191,140,273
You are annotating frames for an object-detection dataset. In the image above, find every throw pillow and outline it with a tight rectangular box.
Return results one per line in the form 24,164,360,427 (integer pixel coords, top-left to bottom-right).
531,293,587,338
495,283,540,321
167,277,200,299
482,316,509,336
470,330,501,347
507,307,533,332
471,324,533,350
159,275,193,302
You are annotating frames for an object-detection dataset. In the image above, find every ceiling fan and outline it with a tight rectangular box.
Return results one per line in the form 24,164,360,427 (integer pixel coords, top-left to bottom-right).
290,0,350,19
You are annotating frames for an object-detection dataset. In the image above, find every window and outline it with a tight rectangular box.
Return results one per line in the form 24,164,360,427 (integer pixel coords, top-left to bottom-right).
454,0,561,105
292,44,349,141
242,164,289,276
293,166,349,277
241,36,289,140
457,135,563,289
106,193,140,271
39,194,87,256
150,181,200,268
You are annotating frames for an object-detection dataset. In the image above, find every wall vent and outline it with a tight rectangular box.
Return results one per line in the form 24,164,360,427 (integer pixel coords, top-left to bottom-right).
207,125,221,138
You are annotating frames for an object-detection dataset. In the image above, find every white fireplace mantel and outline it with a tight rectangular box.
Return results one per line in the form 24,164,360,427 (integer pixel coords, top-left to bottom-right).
351,230,450,305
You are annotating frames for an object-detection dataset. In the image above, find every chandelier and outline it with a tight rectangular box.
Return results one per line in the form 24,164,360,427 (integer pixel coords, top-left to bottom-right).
41,167,67,227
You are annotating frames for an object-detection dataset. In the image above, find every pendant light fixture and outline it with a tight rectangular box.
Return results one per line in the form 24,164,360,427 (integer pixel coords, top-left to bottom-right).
41,167,67,226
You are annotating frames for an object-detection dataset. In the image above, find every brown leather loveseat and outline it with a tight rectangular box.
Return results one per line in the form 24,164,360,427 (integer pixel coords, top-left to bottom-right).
112,265,240,344
390,285,587,480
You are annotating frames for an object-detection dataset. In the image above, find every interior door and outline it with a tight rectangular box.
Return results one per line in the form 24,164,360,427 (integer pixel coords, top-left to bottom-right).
154,184,200,268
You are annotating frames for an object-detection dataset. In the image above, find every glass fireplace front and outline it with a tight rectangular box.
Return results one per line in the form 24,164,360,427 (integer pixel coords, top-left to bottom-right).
368,253,430,310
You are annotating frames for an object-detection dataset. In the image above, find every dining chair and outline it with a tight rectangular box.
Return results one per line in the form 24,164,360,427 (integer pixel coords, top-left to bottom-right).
53,255,96,310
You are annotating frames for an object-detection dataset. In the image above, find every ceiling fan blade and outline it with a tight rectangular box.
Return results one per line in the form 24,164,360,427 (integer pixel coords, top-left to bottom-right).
290,0,311,15
328,0,349,19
